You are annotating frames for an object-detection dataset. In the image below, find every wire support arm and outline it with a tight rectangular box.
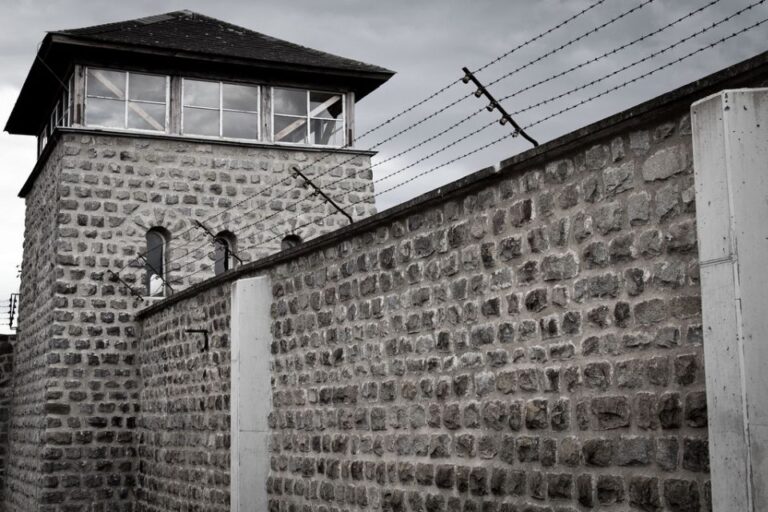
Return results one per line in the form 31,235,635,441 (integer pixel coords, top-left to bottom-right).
291,166,353,223
461,67,539,147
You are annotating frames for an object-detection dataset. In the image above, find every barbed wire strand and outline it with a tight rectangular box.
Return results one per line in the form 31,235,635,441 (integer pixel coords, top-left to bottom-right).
507,0,767,116
498,0,724,103
483,0,655,90
521,15,768,132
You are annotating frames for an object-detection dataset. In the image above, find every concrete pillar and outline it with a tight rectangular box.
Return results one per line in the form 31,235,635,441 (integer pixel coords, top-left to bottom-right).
230,276,273,512
691,88,768,512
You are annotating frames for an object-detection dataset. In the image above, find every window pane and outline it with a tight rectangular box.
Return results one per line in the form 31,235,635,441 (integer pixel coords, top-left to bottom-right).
273,88,306,116
310,92,343,119
214,239,229,275
311,119,344,146
274,115,307,144
87,69,125,99
183,80,219,108
86,97,125,128
128,102,166,131
223,83,259,112
146,231,165,297
183,107,220,136
223,111,259,139
129,73,166,102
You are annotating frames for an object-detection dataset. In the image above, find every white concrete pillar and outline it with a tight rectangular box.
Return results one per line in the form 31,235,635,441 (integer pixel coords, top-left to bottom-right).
231,276,273,512
691,88,768,512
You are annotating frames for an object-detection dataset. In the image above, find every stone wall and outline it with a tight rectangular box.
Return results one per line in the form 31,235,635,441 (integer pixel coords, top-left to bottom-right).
6,131,374,511
263,112,708,512
4,143,64,511
136,104,711,512
136,282,232,512
0,335,14,498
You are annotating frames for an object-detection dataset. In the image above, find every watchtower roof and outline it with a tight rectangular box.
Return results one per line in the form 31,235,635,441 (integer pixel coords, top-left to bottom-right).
55,10,392,75
5,10,394,135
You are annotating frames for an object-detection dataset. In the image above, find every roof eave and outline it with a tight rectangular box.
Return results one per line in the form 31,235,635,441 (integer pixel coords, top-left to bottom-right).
4,34,57,135
49,32,395,81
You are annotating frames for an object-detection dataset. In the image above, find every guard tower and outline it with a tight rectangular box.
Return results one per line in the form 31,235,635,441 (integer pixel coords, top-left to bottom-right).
3,11,392,510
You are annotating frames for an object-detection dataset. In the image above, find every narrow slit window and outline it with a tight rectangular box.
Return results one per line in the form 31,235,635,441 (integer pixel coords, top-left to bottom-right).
182,79,260,140
85,68,168,132
213,232,237,276
145,229,168,297
273,88,344,146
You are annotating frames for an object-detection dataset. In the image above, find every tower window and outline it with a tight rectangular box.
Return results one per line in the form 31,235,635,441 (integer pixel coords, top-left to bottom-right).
281,234,302,251
85,68,168,132
273,88,345,146
213,232,237,276
182,79,260,140
145,228,169,297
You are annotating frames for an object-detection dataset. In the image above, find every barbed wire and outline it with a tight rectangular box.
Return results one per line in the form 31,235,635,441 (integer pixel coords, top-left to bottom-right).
168,10,768,285
483,0,656,90
498,0,724,103
521,14,768,132
110,0,606,281
160,0,657,273
507,0,767,117
173,131,516,283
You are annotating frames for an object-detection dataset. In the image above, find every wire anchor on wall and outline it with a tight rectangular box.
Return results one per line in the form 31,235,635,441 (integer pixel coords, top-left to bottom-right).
461,66,539,148
291,165,353,223
193,220,244,265
184,328,210,352
7,293,18,331
106,270,144,302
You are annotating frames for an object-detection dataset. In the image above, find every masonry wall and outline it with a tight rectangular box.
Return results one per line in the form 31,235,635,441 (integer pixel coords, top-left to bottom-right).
4,144,64,511
5,131,375,512
136,282,232,512
0,335,15,498
263,113,708,512
136,106,711,511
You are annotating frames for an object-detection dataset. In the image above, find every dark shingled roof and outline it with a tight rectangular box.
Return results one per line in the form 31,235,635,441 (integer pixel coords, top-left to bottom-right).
53,10,392,75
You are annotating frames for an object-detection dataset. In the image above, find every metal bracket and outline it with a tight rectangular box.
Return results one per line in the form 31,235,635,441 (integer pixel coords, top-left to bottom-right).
193,220,244,264
185,329,210,352
461,66,539,148
291,165,353,223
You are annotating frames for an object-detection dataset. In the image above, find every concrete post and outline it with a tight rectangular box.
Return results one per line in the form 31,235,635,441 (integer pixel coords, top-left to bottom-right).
691,88,768,512
231,276,273,512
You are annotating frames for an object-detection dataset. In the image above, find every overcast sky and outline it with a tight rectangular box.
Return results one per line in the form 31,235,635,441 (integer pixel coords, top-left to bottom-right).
0,0,765,333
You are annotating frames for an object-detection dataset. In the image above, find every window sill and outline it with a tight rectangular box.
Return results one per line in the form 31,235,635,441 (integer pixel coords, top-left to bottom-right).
64,126,375,155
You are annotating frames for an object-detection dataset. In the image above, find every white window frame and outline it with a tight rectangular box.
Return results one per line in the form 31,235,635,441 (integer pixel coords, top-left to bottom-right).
181,78,261,142
84,67,170,134
38,72,74,156
270,87,346,148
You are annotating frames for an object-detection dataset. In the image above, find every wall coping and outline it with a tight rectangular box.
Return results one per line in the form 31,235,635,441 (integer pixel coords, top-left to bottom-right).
135,49,768,320
17,127,378,198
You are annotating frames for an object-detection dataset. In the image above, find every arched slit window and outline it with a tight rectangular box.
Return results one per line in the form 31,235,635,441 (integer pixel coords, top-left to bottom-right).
281,234,302,251
213,231,237,276
145,228,168,297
